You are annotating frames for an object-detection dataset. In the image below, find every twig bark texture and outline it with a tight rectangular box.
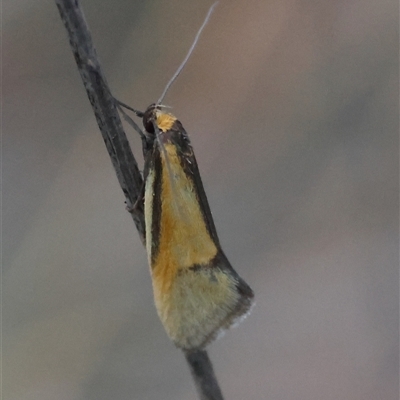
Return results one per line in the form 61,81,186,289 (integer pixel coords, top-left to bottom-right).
55,0,145,242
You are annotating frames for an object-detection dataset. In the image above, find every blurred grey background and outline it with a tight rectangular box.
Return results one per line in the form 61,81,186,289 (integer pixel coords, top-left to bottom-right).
3,0,398,399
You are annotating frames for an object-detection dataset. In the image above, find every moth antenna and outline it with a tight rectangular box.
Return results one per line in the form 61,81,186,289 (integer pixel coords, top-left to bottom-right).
157,2,218,105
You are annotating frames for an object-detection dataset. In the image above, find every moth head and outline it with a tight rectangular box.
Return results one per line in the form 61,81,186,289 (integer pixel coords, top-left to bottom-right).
142,103,160,135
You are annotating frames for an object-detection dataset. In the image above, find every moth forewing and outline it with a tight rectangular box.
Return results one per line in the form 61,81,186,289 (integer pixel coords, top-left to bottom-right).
142,106,254,350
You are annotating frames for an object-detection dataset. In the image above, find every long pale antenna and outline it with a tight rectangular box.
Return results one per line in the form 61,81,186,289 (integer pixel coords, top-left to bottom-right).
157,2,218,105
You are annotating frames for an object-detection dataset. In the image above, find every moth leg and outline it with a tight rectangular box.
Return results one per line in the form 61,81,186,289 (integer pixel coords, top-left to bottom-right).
126,181,145,214
114,97,146,138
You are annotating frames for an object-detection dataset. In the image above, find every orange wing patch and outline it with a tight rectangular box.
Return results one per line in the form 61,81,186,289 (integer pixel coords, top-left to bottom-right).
151,144,218,294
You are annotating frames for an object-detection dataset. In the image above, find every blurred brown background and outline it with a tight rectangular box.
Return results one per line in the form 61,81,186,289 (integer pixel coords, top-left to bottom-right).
4,0,398,399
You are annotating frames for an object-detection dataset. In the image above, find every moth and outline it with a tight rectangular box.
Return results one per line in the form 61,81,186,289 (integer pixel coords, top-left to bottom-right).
119,3,254,351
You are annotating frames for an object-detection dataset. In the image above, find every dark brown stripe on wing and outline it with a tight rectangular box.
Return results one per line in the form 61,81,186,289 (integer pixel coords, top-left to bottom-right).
149,146,163,265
